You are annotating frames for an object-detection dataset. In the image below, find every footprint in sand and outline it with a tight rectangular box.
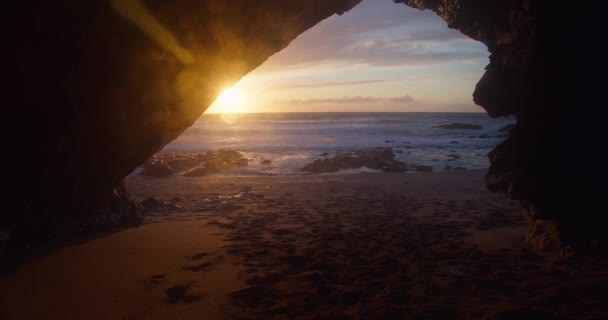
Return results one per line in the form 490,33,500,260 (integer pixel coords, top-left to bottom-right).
188,252,209,260
165,285,203,304
182,262,214,272
144,274,167,290
181,252,224,272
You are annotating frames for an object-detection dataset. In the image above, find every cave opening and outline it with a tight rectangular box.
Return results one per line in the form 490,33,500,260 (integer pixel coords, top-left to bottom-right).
121,2,533,317
128,0,522,250
2,1,607,319
132,0,511,178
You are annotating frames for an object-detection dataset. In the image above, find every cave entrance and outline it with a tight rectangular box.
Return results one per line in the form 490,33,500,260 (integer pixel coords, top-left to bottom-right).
133,0,513,178
128,0,521,249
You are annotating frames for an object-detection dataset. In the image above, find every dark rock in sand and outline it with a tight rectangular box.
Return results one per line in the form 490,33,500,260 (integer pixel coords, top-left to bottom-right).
140,197,164,211
449,141,460,144
415,165,433,172
384,139,394,143
181,150,248,177
383,162,409,173
434,123,482,130
319,152,329,156
300,147,407,173
207,150,248,170
478,134,490,138
394,149,404,154
260,159,272,165
140,197,184,213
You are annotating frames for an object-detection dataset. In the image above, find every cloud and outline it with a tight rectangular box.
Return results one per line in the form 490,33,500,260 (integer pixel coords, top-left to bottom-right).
280,95,416,105
389,95,415,103
269,79,394,90
256,0,487,70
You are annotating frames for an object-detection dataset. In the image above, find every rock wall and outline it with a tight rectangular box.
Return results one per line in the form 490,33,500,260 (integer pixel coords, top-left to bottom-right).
397,0,603,254
4,0,603,253
3,0,362,249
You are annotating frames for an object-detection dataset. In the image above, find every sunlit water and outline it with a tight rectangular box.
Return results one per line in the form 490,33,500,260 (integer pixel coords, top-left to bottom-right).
156,112,514,175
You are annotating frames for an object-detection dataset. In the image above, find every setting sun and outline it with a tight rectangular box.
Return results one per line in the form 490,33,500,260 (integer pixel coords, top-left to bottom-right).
207,88,247,114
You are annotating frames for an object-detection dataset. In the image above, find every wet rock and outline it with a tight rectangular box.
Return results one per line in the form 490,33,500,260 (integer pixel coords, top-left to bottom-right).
139,197,184,213
140,153,207,177
300,147,407,173
207,150,248,170
260,159,272,165
415,165,433,172
434,123,482,130
140,197,163,211
449,140,460,144
319,152,329,156
181,150,248,176
384,139,395,143
394,149,404,154
383,162,409,173
478,134,490,138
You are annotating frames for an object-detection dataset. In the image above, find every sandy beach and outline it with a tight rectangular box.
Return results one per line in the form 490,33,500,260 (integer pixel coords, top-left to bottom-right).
1,170,606,319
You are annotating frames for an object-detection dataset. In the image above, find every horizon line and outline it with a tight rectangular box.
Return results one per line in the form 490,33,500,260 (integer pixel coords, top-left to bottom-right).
203,110,487,114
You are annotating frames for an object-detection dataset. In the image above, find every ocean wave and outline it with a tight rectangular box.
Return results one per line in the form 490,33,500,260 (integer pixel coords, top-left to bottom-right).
158,112,515,175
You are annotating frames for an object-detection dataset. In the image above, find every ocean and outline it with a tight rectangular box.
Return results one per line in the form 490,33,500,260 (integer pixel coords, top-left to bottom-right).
153,112,514,175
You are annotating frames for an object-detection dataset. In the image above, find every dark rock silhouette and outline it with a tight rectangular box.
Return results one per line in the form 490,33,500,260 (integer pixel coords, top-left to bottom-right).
300,148,407,173
182,150,247,176
399,0,602,254
415,165,433,172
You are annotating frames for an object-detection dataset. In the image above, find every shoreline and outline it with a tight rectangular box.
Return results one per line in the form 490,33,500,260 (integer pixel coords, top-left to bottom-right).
1,170,606,319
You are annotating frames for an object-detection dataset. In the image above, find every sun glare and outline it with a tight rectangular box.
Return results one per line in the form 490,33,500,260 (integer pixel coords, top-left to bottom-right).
211,88,244,114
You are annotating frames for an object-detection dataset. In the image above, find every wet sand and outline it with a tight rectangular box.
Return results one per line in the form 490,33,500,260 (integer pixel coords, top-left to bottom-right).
1,170,606,319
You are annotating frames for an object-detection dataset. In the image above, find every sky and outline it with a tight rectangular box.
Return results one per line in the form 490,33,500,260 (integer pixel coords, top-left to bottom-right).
206,0,489,114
